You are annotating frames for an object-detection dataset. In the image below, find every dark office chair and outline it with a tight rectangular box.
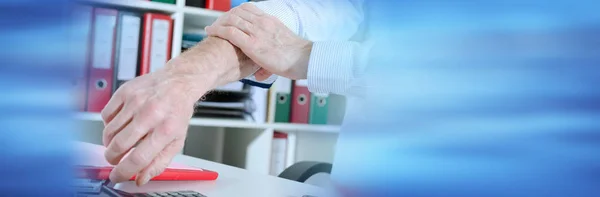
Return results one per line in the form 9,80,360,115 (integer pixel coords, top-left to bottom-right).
278,161,333,185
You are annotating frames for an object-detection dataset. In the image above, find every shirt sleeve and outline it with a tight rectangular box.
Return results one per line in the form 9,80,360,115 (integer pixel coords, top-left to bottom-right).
307,41,370,95
240,0,365,89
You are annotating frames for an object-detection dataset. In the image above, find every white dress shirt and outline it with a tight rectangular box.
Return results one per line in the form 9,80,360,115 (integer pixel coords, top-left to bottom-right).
242,0,367,95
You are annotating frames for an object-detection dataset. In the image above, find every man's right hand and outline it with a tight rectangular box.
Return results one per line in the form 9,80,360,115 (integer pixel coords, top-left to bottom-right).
100,66,204,186
101,36,259,186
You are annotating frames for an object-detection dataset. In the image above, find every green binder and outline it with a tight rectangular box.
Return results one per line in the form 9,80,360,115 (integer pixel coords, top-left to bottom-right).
309,94,328,124
274,77,292,122
151,0,176,4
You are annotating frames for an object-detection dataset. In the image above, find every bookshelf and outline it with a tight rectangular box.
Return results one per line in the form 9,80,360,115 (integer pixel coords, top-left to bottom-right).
81,0,223,17
76,0,342,176
81,0,180,13
76,112,341,133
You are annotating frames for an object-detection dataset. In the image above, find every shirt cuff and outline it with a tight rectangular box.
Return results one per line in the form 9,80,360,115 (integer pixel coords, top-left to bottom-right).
241,74,278,89
307,41,356,94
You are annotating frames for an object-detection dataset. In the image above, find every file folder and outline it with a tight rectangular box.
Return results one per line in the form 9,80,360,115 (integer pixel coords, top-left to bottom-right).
140,13,173,75
186,0,206,8
309,93,329,124
73,5,93,111
274,77,292,123
269,131,288,176
206,0,231,11
290,80,310,124
113,12,142,93
86,8,117,112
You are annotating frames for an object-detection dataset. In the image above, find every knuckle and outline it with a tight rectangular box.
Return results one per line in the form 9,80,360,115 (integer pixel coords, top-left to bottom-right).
143,102,164,120
104,123,116,136
112,138,127,153
238,3,248,9
244,22,255,32
156,121,178,136
223,14,234,25
248,36,258,45
145,100,160,113
230,7,241,15
257,17,271,25
114,85,131,97
130,125,145,136
118,83,131,93
226,27,236,36
240,3,253,10
129,94,145,107
100,111,110,122
128,152,149,167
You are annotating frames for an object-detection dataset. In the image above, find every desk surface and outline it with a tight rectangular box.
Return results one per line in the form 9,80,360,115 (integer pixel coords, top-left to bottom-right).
75,142,333,197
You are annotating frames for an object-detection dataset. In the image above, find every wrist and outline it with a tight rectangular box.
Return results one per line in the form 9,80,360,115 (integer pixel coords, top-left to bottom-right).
286,40,312,80
177,37,252,86
162,57,218,102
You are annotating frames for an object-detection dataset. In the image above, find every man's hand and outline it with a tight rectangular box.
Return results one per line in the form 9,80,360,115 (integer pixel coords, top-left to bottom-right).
101,37,258,186
205,3,313,80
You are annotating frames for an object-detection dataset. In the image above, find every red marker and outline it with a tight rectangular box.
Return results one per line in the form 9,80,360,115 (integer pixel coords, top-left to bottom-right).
76,165,219,181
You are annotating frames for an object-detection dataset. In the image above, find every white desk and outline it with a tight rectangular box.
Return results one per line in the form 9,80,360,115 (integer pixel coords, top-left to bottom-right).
75,142,334,197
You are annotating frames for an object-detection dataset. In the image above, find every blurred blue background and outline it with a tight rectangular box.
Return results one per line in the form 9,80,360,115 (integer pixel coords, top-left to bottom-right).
332,1,600,197
0,0,76,196
1,0,599,196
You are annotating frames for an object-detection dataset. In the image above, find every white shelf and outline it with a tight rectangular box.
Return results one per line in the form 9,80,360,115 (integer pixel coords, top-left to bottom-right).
183,6,222,27
183,6,223,18
80,0,223,19
81,0,179,13
76,112,340,133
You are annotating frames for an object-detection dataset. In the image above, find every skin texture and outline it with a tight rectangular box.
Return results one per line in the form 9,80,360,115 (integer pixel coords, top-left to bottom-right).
100,36,258,186
205,3,313,81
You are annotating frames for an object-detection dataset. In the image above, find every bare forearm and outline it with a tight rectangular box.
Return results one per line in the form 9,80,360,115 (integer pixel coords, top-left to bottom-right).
162,36,255,101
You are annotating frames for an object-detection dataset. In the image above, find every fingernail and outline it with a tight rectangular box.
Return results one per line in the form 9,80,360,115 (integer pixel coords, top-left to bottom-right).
137,175,151,186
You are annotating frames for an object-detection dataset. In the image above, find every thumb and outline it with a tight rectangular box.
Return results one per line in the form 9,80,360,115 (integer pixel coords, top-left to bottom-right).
135,139,184,186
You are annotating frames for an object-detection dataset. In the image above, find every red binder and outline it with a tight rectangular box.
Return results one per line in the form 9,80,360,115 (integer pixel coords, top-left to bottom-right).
76,165,219,181
86,8,118,112
290,80,310,123
139,13,173,75
206,0,231,12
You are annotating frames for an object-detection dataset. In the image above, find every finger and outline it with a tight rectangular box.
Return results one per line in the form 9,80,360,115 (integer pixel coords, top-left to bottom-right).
239,3,265,16
104,105,164,165
135,139,184,186
220,12,255,36
109,126,175,183
254,68,273,81
104,119,149,165
205,25,253,50
103,115,132,147
102,103,134,147
101,95,124,125
230,6,258,25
